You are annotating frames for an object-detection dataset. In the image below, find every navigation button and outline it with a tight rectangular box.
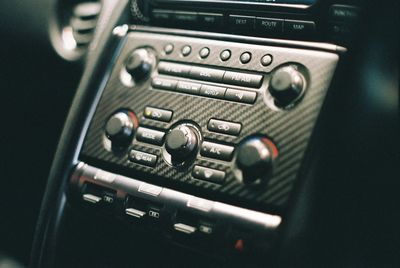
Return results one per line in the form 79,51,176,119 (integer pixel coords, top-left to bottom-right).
201,141,235,161
229,15,255,30
199,85,226,99
208,119,241,136
176,81,201,94
199,12,223,27
129,150,158,167
284,20,316,35
144,107,173,122
151,77,177,90
173,11,198,24
192,165,225,183
152,9,174,22
136,127,165,145
158,61,191,77
256,17,284,34
189,66,224,82
223,71,263,88
225,88,257,104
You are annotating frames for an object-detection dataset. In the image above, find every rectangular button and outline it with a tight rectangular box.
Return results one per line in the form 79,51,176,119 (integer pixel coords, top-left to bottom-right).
189,66,225,83
208,119,241,136
136,127,165,145
192,165,225,184
199,85,226,99
329,5,360,22
151,77,177,90
176,81,201,94
158,61,191,77
174,223,197,234
225,89,257,104
284,20,316,35
256,17,284,34
229,15,255,30
223,71,263,88
125,208,146,219
173,11,198,24
83,194,102,204
138,183,162,197
129,149,158,167
144,107,173,122
198,12,223,27
152,9,174,21
200,141,235,161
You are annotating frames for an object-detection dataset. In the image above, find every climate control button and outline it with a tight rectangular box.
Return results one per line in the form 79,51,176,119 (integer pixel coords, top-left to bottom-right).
105,111,138,149
200,141,234,161
236,136,278,184
165,125,198,160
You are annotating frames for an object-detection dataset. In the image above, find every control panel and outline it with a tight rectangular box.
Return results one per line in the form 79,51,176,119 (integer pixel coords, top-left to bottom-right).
71,163,281,259
78,30,338,216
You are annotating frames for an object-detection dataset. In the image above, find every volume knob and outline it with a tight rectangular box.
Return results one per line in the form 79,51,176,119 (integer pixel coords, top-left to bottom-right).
125,48,155,83
268,66,306,107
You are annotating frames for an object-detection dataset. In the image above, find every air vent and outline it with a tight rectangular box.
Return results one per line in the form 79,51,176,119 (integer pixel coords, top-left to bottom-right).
49,0,102,61
70,2,101,48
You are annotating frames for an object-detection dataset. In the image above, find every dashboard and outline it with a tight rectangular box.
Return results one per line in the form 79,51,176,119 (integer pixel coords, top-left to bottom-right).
0,0,398,267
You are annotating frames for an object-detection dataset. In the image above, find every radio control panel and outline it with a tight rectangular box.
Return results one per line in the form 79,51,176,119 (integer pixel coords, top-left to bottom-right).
78,30,338,215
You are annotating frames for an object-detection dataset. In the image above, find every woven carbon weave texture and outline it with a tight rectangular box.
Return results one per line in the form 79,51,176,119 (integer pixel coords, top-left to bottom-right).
80,31,338,214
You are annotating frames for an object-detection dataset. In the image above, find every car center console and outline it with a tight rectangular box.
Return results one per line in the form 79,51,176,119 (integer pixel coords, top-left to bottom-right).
33,0,362,266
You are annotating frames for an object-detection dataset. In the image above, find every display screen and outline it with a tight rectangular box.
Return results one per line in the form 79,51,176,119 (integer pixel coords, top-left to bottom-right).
157,0,316,6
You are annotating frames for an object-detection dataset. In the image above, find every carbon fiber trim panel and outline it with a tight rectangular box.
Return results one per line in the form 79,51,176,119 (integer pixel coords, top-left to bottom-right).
80,31,338,214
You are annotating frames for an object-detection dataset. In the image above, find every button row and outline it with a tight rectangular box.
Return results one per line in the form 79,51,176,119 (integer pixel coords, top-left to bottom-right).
158,61,263,88
152,77,257,104
151,9,315,37
152,10,223,28
229,15,316,36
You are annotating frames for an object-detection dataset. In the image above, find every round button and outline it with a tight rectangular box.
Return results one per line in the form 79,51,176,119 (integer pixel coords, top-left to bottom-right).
240,52,252,64
261,54,273,66
199,47,210,59
181,45,192,56
220,49,231,61
164,44,174,54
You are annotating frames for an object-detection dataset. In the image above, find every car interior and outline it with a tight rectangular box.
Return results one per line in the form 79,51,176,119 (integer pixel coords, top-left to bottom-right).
0,0,398,267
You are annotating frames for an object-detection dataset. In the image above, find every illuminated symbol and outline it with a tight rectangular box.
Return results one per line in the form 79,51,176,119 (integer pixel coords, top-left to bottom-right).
199,225,213,234
235,92,244,100
152,111,162,118
103,195,114,204
149,210,160,218
204,170,214,179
